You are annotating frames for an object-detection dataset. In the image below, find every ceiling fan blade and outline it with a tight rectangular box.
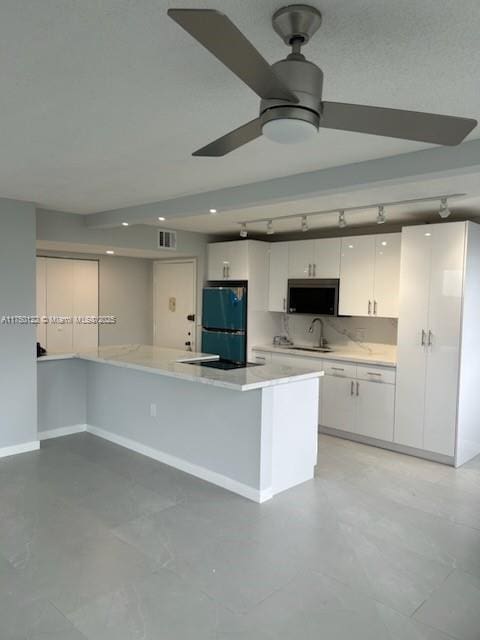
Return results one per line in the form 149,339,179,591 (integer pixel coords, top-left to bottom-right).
321,101,477,146
193,118,262,157
168,9,297,103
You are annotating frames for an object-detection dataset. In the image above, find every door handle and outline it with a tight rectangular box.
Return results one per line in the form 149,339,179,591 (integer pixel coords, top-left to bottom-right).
308,264,312,277
421,329,426,347
427,330,433,347
356,382,360,396
373,300,377,316
350,380,354,396
283,297,286,311
313,263,316,277
222,264,226,278
187,314,195,322
368,300,372,315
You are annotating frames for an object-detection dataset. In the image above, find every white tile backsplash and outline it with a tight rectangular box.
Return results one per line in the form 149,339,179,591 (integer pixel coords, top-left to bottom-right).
278,314,398,351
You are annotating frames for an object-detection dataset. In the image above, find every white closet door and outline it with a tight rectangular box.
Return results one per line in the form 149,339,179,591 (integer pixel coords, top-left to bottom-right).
338,236,375,316
394,226,432,449
36,257,47,346
73,260,99,350
423,223,465,456
373,233,401,318
268,243,289,312
46,259,74,352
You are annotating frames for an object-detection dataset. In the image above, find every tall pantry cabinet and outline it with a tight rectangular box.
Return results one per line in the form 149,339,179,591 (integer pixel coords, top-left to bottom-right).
394,221,480,465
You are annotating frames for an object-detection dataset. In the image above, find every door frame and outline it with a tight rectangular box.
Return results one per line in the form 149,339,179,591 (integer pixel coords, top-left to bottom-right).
153,258,198,351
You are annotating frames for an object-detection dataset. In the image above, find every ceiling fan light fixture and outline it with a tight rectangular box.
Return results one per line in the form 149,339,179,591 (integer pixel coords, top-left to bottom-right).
439,197,451,218
338,211,347,229
266,220,274,235
240,223,248,238
261,106,319,144
377,205,386,225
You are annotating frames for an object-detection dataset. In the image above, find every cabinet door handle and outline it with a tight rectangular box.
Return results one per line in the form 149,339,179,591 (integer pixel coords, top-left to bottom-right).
313,263,316,277
350,380,354,396
427,330,433,347
367,372,382,377
227,264,230,278
331,367,345,372
356,381,360,396
373,300,378,315
421,329,426,346
283,297,286,311
308,264,312,277
368,300,372,315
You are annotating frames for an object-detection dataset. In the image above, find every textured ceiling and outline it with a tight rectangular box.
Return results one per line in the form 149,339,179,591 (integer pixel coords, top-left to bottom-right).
1,0,480,213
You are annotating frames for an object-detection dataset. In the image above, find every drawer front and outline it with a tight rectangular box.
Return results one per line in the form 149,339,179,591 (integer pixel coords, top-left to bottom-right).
270,352,323,370
251,351,272,364
323,362,356,378
356,364,396,384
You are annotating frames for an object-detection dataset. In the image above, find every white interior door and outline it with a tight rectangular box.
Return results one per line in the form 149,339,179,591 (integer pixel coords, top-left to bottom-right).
46,258,74,352
394,226,432,449
373,233,401,318
153,260,196,351
338,236,375,316
73,260,99,350
423,223,465,456
36,257,47,346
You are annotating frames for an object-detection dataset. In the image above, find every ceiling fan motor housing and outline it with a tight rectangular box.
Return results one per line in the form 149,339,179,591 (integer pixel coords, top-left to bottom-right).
260,57,323,130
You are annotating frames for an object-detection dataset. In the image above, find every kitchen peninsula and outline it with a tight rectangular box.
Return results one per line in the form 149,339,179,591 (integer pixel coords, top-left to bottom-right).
37,345,323,502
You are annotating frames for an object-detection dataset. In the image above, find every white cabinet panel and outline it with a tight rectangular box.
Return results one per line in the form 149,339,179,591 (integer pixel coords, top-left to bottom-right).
36,257,47,347
394,226,432,450
373,233,401,318
73,260,99,350
321,375,356,432
288,240,314,278
268,243,289,312
339,236,375,317
207,241,249,280
313,238,341,278
423,223,465,456
46,258,74,353
356,379,395,441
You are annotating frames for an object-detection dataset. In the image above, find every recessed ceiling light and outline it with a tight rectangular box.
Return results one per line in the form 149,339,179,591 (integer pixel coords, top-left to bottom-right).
121,222,129,227
158,216,166,221
106,250,115,255
209,208,217,214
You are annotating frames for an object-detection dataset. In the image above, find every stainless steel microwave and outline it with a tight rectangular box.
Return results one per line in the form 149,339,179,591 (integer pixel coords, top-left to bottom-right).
287,279,340,315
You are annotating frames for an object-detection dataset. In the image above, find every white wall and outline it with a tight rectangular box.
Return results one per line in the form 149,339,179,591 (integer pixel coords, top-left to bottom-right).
0,199,38,451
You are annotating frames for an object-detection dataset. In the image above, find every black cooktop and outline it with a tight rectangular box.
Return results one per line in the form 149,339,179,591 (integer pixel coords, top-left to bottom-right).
191,359,262,371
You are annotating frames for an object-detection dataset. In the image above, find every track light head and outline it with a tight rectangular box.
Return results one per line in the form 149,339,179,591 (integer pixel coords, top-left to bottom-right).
240,223,248,238
439,197,451,218
301,215,309,232
338,210,347,229
266,220,274,235
377,205,386,224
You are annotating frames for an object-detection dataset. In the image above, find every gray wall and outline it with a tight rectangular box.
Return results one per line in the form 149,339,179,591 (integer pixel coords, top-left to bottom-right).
0,199,38,448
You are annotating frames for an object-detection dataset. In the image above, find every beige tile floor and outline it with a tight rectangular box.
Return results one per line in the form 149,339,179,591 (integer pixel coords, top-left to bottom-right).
1,432,479,639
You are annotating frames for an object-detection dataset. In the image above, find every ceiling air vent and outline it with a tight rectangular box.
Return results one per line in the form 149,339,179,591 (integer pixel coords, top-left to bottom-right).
158,229,177,250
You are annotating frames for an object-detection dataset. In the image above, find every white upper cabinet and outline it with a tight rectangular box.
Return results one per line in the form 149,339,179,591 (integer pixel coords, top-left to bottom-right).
339,233,401,317
288,240,314,278
313,238,341,278
339,236,375,317
373,234,402,318
207,241,249,280
268,242,289,312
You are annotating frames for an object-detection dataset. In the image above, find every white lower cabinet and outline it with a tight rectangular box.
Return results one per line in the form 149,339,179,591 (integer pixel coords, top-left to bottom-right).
321,375,356,432
356,379,395,441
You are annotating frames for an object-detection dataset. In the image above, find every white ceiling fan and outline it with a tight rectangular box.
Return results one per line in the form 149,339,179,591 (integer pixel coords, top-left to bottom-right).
168,5,477,156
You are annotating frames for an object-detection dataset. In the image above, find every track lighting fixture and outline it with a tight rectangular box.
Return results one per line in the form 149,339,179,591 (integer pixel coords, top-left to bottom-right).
301,215,309,232
338,210,347,229
377,205,386,225
240,223,248,238
266,220,274,235
439,197,451,219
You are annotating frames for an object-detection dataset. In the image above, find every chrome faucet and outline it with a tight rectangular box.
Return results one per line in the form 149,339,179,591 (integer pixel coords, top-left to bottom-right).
308,317,327,348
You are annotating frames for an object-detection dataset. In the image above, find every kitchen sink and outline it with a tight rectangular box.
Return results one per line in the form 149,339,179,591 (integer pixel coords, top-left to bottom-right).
286,346,333,353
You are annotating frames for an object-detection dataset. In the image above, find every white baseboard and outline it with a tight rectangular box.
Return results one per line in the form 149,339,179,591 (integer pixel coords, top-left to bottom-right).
38,424,87,441
86,424,269,503
0,440,40,459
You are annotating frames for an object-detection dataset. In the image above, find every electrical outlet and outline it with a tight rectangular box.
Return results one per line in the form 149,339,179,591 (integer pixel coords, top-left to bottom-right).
150,403,157,418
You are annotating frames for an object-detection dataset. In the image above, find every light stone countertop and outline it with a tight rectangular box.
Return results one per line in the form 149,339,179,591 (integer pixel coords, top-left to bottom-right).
38,344,324,392
253,344,397,368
